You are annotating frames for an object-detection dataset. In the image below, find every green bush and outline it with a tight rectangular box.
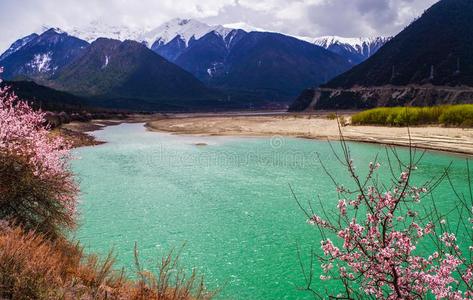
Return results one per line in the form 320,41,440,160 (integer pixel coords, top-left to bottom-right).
351,105,473,127
439,105,473,127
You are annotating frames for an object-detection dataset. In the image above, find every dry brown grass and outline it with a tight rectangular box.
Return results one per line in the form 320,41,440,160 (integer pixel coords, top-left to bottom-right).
0,225,213,300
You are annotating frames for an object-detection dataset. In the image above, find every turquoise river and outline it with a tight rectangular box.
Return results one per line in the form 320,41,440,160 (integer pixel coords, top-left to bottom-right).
72,123,471,299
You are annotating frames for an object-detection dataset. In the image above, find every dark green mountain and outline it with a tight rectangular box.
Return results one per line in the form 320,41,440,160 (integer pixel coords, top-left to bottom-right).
0,80,89,111
174,30,247,82
214,32,351,101
0,30,233,111
326,0,473,88
49,38,222,110
154,30,352,103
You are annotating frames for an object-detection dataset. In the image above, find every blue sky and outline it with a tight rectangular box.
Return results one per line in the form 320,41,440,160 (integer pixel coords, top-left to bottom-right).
0,0,438,51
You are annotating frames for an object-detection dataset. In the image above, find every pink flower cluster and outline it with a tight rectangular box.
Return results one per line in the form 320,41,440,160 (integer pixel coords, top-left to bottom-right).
0,86,76,214
308,162,473,299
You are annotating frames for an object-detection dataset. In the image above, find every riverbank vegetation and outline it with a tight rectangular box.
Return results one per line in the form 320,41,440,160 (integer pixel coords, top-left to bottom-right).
351,104,473,127
0,83,211,299
0,226,210,299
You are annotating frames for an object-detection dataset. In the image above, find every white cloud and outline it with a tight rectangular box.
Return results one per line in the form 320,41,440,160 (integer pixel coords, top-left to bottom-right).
0,0,439,52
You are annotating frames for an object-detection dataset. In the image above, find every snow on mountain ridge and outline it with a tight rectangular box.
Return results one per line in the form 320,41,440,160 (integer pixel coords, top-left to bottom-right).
222,22,266,33
141,18,236,47
69,20,146,43
0,34,38,61
314,36,390,56
311,35,392,64
1,19,390,68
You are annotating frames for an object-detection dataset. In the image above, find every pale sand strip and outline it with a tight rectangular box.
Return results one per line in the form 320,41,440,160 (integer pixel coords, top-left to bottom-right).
146,114,473,156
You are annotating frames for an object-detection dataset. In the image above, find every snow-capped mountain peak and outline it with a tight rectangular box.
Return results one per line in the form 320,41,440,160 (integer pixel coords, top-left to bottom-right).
222,22,266,33
314,36,390,56
141,18,235,47
313,35,391,64
314,36,388,48
49,27,67,35
0,27,70,62
69,20,146,43
213,25,235,39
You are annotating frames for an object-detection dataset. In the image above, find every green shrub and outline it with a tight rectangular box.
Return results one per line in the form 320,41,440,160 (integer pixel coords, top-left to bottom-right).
439,105,473,127
351,105,473,127
0,153,77,240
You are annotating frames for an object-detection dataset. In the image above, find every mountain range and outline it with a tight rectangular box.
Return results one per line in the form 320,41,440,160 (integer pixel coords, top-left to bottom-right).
290,0,473,111
48,38,220,111
0,29,221,111
154,23,353,101
0,18,388,111
63,18,388,65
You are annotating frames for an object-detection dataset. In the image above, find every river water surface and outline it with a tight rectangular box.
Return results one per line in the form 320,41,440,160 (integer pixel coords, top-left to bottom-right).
72,123,471,299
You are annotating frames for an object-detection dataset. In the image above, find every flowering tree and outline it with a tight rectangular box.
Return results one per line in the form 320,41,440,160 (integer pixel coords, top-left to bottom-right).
297,135,473,299
0,81,77,239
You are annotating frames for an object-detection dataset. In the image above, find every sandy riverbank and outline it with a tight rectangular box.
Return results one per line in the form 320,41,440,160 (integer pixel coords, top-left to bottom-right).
146,114,473,156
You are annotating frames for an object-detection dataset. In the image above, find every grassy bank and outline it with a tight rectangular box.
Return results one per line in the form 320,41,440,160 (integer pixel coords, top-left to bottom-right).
351,105,473,127
0,226,211,300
